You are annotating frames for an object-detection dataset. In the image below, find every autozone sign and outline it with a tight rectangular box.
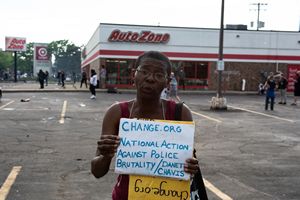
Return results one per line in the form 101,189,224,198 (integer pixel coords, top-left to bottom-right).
5,36,27,52
108,29,170,43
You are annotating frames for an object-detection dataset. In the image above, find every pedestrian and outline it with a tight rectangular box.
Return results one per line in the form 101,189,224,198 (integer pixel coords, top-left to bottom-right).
177,66,186,90
37,69,45,89
91,51,207,200
80,70,88,88
45,70,49,86
291,71,300,106
57,71,61,85
264,75,276,110
99,65,107,89
160,87,169,100
72,72,76,86
258,83,265,95
89,69,97,99
277,73,288,104
169,72,181,102
61,71,65,88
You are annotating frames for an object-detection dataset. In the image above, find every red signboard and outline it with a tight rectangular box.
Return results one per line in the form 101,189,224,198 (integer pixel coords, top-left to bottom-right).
287,64,300,92
5,37,26,52
35,46,49,60
108,29,170,43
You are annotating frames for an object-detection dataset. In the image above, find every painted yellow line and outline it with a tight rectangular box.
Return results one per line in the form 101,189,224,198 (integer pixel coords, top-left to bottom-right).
0,166,22,200
0,100,14,110
204,178,233,200
59,100,67,124
191,111,222,123
228,105,295,123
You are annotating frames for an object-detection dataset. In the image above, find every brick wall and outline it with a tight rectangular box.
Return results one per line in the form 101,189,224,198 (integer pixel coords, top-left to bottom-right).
209,62,288,91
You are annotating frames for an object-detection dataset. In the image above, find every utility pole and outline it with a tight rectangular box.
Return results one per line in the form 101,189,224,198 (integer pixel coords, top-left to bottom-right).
251,3,267,30
211,0,227,110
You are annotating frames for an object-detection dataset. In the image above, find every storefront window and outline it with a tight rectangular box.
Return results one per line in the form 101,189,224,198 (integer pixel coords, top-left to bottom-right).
172,61,209,87
105,59,134,86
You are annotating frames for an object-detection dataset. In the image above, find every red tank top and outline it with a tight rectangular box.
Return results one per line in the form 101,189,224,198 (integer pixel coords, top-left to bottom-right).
112,100,177,200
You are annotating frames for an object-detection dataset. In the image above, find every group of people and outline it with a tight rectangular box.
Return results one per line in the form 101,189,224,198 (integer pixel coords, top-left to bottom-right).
263,71,300,110
37,69,49,89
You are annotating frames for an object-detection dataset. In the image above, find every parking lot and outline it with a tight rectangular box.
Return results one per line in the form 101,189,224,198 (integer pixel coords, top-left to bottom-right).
0,92,299,200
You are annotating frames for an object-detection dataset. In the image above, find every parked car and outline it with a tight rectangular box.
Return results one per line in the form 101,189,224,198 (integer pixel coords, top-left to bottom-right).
0,87,2,101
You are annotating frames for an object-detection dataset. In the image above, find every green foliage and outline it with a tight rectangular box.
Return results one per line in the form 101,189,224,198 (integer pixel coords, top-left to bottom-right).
48,40,82,75
18,42,34,73
0,50,14,72
0,40,82,77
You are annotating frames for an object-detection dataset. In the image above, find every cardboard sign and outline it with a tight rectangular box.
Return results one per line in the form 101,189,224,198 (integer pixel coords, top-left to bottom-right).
128,175,190,200
115,118,195,180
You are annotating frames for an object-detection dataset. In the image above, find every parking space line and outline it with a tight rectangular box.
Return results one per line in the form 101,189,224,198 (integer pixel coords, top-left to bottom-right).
0,100,14,110
204,178,233,200
59,100,67,124
228,105,295,123
0,166,22,200
192,111,222,123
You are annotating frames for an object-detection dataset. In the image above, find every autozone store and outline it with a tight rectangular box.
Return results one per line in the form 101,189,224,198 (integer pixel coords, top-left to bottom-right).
81,23,300,91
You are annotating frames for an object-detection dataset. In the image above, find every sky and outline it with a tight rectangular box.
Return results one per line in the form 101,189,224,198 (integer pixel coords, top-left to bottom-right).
0,0,299,50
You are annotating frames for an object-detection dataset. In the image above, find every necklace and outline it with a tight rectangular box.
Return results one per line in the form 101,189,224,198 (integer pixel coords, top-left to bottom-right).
129,100,165,120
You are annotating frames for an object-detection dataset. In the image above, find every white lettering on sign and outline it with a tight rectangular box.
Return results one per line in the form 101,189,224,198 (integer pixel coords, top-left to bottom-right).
5,37,27,52
108,29,170,43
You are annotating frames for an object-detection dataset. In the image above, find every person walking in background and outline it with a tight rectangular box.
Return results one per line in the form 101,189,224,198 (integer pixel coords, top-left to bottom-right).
169,72,181,102
291,71,300,106
80,70,88,88
277,73,288,104
264,75,276,110
72,72,76,86
90,69,97,99
99,65,107,89
57,71,61,85
61,70,65,88
45,70,49,86
37,69,46,89
177,66,186,90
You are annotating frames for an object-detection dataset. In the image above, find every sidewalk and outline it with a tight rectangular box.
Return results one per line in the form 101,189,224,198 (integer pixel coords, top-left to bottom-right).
0,81,259,95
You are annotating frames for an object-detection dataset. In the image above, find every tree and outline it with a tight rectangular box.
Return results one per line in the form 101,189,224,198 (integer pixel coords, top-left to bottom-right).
18,42,34,74
48,40,82,76
0,50,14,78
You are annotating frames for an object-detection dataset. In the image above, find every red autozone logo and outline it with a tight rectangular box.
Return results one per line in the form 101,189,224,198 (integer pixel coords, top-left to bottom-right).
108,29,170,43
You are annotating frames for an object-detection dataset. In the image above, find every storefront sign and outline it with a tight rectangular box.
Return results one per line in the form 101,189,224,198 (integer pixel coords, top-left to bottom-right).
108,29,170,43
115,118,194,180
287,64,300,92
35,46,49,60
5,36,26,52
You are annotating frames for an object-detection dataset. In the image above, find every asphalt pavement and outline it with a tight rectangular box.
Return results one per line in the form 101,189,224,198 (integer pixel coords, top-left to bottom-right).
0,84,299,200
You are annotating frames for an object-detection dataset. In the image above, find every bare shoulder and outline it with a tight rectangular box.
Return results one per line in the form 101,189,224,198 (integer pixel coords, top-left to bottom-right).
102,102,122,136
181,103,193,121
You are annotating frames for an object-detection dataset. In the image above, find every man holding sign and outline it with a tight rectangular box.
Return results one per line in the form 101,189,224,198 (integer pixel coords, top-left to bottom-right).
91,51,207,200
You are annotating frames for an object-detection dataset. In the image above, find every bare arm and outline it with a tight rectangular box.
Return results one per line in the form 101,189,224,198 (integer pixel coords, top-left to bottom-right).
180,104,199,175
91,103,121,178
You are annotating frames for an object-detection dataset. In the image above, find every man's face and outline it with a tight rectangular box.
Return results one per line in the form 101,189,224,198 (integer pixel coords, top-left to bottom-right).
134,58,168,98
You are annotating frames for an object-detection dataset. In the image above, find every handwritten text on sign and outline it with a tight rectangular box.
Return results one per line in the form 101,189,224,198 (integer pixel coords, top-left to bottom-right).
128,175,190,200
115,118,195,180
